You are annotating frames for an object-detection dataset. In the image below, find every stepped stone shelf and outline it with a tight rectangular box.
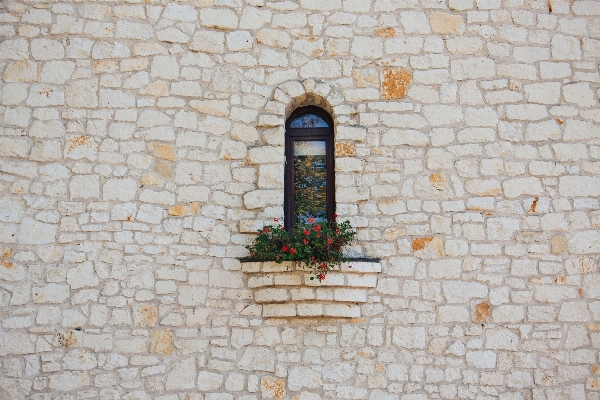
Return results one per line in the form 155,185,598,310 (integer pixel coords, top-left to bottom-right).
240,259,381,318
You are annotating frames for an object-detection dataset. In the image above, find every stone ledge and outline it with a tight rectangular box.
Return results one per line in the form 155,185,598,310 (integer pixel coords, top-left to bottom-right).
240,259,381,318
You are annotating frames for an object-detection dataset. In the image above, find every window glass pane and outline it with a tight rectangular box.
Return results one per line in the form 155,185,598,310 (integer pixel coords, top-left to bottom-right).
293,140,327,223
293,140,326,156
289,113,329,128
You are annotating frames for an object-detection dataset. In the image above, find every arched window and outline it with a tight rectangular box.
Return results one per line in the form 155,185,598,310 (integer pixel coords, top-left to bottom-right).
284,106,335,230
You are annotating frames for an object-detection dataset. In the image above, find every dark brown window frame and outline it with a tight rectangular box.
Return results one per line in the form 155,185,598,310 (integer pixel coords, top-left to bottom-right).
284,105,335,231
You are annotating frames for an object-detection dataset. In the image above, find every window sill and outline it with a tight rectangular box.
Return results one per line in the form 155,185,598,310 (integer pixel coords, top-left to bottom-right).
239,258,381,318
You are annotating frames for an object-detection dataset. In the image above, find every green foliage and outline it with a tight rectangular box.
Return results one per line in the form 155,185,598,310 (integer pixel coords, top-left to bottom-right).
246,216,357,282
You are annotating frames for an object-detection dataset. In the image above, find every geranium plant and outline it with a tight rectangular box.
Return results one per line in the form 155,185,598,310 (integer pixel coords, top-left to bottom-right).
246,215,357,282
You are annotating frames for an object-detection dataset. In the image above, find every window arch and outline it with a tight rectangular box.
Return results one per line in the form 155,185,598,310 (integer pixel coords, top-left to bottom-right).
284,106,335,230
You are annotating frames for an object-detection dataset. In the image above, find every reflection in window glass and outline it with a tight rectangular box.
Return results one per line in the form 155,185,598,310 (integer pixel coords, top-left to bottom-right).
289,113,329,128
293,140,327,223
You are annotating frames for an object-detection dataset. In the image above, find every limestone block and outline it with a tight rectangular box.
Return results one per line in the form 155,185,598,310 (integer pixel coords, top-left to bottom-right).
429,259,461,279
525,119,561,142
451,58,495,80
514,46,550,63
116,20,153,40
198,371,223,391
256,29,290,49
559,176,600,197
66,78,99,108
439,305,469,322
200,8,238,29
401,11,431,34
63,349,97,371
103,178,137,202
542,56,570,79
31,39,64,60
301,0,342,10
162,3,198,21
92,42,131,59
423,105,463,126
69,175,99,200
505,104,548,121
18,217,57,245
503,177,543,198
564,119,600,141
392,327,426,349
39,60,75,85
150,329,172,355
442,281,488,303
1,83,27,105
240,7,272,30
99,89,135,108
157,27,189,43
385,37,424,55
0,39,29,60
29,140,62,162
583,274,600,299
568,230,600,254
3,60,39,82
26,84,64,107
288,366,322,391
48,371,89,391
165,358,196,390
299,60,342,79
466,351,496,368
351,36,383,59
430,12,465,34
32,283,70,304
551,34,582,60
558,301,591,322
151,55,179,80
3,107,30,128
563,83,597,107
238,347,275,372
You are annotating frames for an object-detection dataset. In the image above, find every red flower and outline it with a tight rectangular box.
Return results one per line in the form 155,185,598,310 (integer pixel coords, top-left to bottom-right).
274,218,278,222
263,227,270,233
327,238,333,245
320,263,326,269
336,230,340,235
314,225,321,232
290,248,296,254
303,230,310,235
333,213,338,218
348,265,352,269
303,239,308,244
308,218,315,223
282,245,288,252
316,233,321,238
319,273,325,280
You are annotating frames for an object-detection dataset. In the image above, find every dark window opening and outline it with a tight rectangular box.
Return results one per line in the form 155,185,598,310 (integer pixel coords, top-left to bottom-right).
284,106,335,230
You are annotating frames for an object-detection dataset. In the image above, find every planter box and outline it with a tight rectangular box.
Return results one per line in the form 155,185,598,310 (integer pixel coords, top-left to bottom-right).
241,259,381,318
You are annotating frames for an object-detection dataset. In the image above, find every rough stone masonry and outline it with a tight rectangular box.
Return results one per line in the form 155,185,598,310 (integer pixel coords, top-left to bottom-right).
1,0,600,399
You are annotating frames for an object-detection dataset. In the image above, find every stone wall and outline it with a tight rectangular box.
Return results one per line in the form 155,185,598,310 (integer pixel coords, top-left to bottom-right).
1,0,600,399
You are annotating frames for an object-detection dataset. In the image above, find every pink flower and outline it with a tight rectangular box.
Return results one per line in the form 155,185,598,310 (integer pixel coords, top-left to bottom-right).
303,239,308,244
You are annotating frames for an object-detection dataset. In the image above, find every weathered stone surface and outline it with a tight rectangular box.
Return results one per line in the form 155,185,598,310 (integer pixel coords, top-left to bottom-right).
165,358,196,391
238,347,275,372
